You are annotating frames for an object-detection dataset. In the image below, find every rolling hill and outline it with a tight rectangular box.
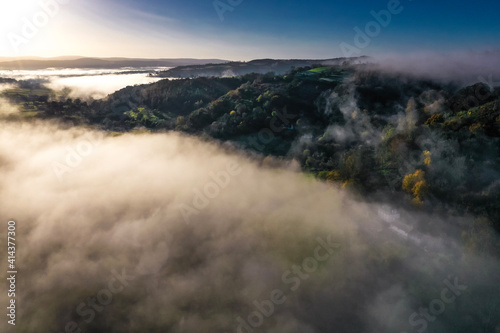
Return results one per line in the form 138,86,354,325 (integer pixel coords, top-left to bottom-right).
0,57,228,70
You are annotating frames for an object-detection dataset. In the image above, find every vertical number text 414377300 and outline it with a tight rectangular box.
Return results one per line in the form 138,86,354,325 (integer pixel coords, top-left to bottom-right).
7,220,17,326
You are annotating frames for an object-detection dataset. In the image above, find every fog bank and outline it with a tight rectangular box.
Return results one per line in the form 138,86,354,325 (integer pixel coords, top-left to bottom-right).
374,50,500,85
0,119,498,333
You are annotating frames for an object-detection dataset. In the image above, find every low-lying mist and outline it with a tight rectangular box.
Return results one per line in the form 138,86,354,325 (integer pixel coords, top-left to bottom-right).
0,68,165,100
0,117,498,333
45,73,164,99
373,50,500,85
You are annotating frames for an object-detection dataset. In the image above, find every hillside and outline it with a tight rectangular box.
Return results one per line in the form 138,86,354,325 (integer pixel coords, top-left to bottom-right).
153,57,367,78
2,63,500,241
0,57,228,70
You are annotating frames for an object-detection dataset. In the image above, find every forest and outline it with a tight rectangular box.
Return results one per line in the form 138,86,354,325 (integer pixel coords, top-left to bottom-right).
2,63,500,254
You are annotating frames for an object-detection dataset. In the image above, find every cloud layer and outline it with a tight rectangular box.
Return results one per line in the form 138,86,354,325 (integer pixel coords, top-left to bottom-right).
373,50,500,84
0,117,499,332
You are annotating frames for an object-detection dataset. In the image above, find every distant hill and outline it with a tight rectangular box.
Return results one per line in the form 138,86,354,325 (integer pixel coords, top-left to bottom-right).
0,57,228,70
154,57,368,78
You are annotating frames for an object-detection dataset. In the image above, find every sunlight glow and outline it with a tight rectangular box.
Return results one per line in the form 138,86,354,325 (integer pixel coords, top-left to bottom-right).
0,0,45,33
0,0,60,55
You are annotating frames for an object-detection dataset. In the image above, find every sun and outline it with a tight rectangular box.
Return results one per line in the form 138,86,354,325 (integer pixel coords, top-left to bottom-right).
0,0,55,56
0,1,41,21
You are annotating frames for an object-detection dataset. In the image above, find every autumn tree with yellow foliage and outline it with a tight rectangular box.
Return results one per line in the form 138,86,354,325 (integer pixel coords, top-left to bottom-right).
402,169,428,204
423,150,431,166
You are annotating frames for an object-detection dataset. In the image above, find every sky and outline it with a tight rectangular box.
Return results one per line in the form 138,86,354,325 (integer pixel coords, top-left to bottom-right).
0,0,499,60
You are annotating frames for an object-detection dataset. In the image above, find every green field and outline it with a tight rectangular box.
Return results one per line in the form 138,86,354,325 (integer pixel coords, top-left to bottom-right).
308,67,329,73
3,88,52,97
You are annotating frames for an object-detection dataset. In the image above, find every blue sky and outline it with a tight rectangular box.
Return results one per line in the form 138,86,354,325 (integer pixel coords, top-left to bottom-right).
1,0,499,59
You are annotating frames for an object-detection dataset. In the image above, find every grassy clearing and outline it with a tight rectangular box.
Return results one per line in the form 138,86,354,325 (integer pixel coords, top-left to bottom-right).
308,67,329,73
3,88,52,97
20,111,39,118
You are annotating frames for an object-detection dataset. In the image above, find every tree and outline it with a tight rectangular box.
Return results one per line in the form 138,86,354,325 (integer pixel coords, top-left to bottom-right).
402,169,428,204
423,151,431,166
